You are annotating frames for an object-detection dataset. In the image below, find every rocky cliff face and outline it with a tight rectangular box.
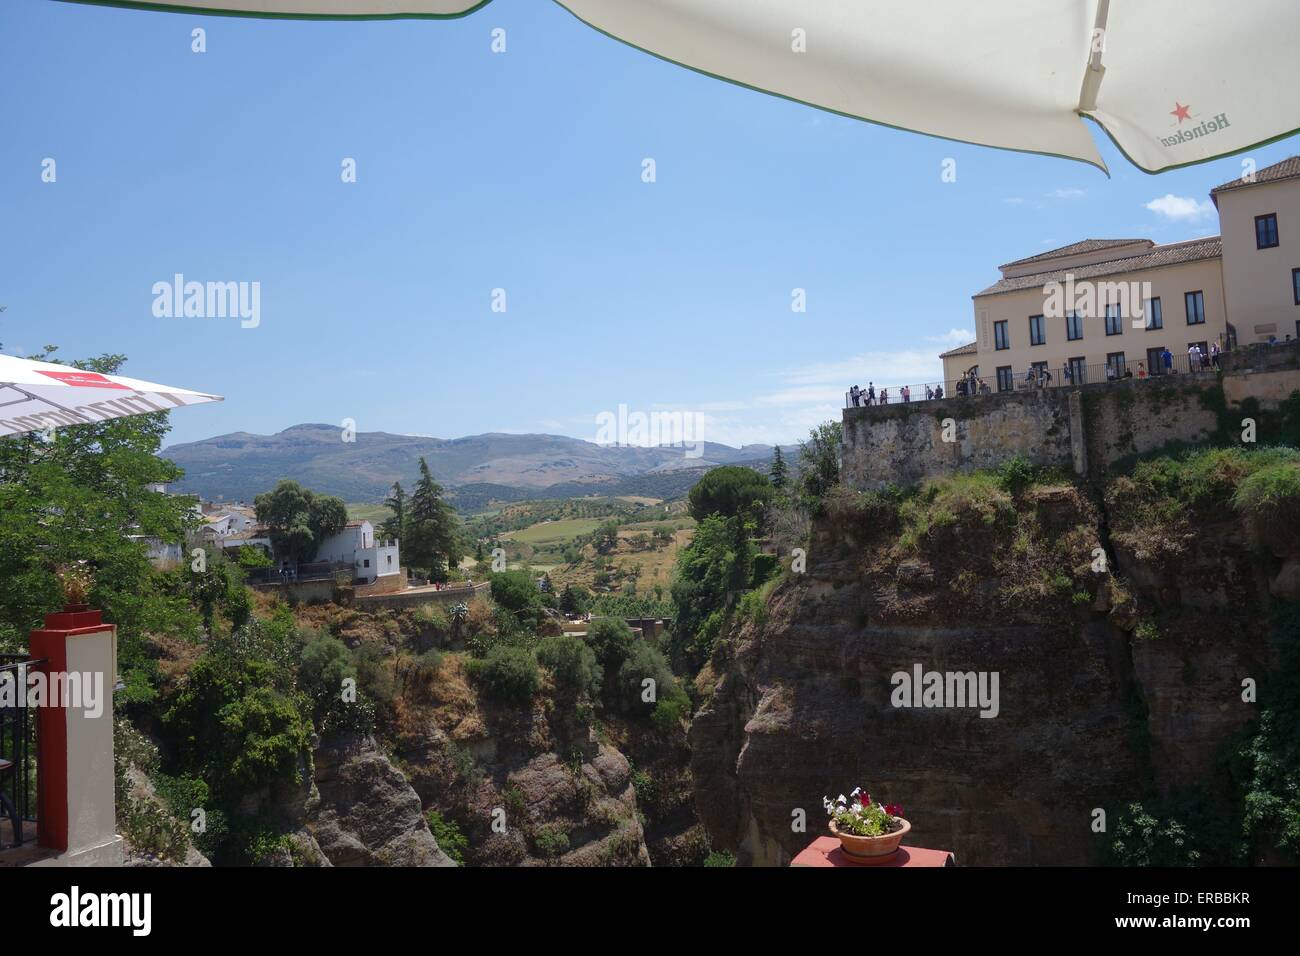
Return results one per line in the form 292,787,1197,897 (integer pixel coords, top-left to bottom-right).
236,732,456,867
305,734,456,867
394,657,651,867
690,478,1284,865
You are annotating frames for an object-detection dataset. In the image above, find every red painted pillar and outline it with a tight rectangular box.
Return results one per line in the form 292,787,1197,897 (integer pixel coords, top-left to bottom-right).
29,604,118,857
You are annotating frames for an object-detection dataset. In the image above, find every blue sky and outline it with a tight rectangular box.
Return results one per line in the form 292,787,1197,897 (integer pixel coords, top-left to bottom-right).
3,0,1299,449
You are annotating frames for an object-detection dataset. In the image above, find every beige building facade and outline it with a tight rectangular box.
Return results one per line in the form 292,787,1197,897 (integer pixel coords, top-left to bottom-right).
942,157,1300,391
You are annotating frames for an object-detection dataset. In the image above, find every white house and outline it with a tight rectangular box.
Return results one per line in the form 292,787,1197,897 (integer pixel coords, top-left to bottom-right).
129,535,185,570
200,507,257,543
314,520,401,585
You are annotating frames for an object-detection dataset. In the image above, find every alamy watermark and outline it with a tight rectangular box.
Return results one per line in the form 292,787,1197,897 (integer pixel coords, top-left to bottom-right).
595,404,705,458
890,663,999,718
152,274,260,328
0,665,106,719
1042,273,1154,330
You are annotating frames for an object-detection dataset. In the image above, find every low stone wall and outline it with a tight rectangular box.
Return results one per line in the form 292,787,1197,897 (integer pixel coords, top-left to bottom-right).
843,388,1075,489
356,582,490,611
250,578,336,603
355,571,407,597
843,354,1300,490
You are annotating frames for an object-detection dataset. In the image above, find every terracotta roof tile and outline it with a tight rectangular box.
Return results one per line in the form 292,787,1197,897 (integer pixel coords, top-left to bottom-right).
998,238,1152,270
939,341,978,358
975,236,1222,297
1211,156,1300,196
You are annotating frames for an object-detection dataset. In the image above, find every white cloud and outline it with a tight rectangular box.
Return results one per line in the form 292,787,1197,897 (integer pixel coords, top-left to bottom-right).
575,347,950,448
1048,187,1087,200
1145,194,1215,222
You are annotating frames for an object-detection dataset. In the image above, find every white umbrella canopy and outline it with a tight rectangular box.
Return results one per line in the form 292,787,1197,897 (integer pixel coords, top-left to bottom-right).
0,353,223,438
65,0,1300,173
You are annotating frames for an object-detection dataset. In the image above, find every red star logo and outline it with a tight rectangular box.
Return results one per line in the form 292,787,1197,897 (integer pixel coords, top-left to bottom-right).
1171,102,1192,123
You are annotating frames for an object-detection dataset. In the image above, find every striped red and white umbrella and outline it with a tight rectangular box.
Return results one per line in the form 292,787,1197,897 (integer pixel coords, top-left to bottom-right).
0,353,223,438
62,0,1300,173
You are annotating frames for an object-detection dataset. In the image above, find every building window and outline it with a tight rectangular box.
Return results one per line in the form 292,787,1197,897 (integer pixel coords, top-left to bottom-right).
1256,213,1280,249
1106,352,1126,379
1185,290,1206,325
994,320,1009,350
1105,303,1123,336
996,366,1013,392
1067,357,1087,385
1145,297,1163,330
363,559,370,568
1028,314,1045,346
1066,311,1083,341
1293,268,1300,306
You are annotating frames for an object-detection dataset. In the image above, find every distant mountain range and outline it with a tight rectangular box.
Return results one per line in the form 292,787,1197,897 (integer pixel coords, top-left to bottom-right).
162,424,789,509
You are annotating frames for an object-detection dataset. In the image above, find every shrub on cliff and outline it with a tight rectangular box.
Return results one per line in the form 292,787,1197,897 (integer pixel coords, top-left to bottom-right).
616,642,689,718
1234,602,1300,861
424,809,468,865
897,472,1015,556
1231,459,1300,552
466,643,539,703
670,514,756,667
797,420,843,511
537,635,602,700
1107,446,1300,553
299,634,375,735
1100,802,1202,866
587,616,635,671
162,616,312,792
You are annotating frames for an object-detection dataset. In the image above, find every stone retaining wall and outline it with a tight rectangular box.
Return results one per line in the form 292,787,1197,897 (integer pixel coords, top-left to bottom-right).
843,349,1300,489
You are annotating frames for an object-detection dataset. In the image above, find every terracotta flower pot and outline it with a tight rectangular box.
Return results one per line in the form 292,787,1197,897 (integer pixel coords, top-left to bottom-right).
830,817,911,860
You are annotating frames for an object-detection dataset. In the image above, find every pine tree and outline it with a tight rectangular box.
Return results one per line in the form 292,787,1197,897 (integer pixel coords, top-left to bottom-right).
769,445,788,490
381,481,405,543
406,458,460,578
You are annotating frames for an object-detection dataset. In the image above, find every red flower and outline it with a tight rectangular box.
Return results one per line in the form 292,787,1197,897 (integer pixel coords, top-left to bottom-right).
858,792,871,806
885,803,903,818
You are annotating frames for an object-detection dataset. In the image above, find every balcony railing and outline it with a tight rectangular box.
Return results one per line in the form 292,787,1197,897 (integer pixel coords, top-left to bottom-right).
845,351,1229,409
0,656,42,848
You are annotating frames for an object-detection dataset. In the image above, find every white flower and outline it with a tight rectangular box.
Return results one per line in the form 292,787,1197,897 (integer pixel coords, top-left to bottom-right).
837,794,847,805
850,787,861,797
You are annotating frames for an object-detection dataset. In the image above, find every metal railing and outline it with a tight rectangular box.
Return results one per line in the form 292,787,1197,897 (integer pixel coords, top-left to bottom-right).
844,350,1227,408
0,656,42,847
246,561,353,586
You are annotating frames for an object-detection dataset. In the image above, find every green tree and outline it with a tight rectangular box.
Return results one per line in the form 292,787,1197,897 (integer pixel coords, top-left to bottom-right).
405,458,460,579
466,644,539,703
593,520,621,555
490,569,541,616
558,583,591,616
615,641,687,717
769,445,788,490
253,480,347,565
381,481,406,544
798,421,843,506
537,636,602,700
299,634,373,735
687,465,772,523
670,514,756,667
235,545,273,569
0,351,201,688
162,616,311,794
